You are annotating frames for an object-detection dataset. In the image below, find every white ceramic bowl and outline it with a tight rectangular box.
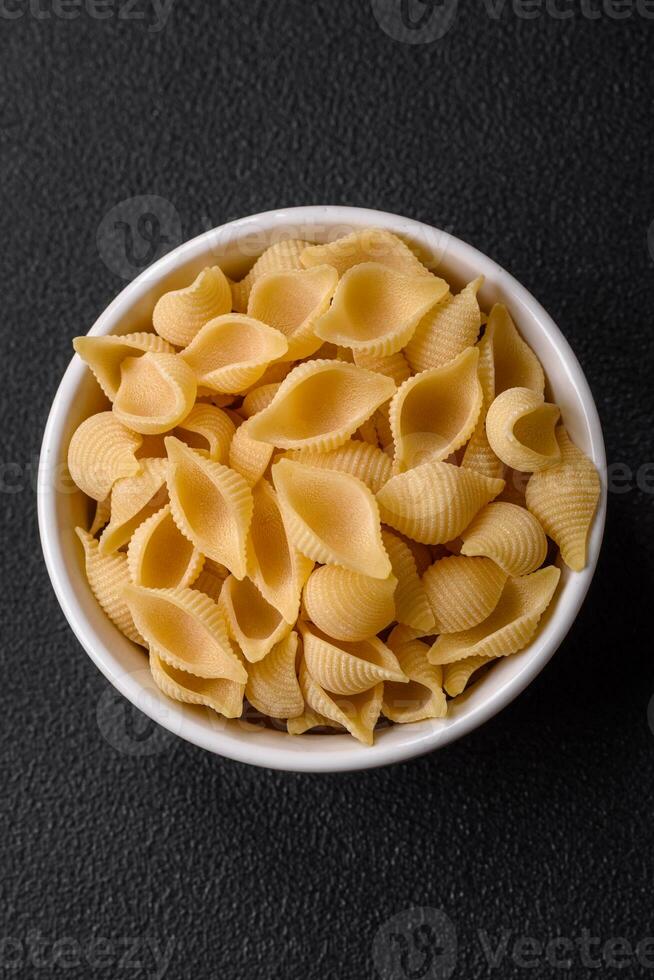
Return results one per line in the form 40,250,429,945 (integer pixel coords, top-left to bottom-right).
38,206,606,772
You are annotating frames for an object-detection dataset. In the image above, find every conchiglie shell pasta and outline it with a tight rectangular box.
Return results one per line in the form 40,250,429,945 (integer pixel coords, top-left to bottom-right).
428,565,561,666
460,323,504,480
68,412,142,501
180,314,288,394
218,575,292,663
486,303,545,396
247,359,395,452
287,708,343,735
377,461,505,544
123,584,247,682
460,501,547,577
525,427,600,571
231,239,311,313
113,352,197,435
353,349,412,386
245,632,304,719
486,387,561,473
175,403,235,462
272,459,391,579
127,504,204,590
389,347,483,471
300,622,407,694
302,566,397,642
165,437,253,579
300,228,431,279
228,420,274,486
299,661,383,745
240,383,282,419
442,655,489,697
381,530,435,633
315,262,448,356
73,331,174,401
422,555,508,633
282,441,392,494
153,265,232,347
75,528,144,646
247,265,338,361
98,457,168,554
382,640,447,724
405,277,483,373
149,649,244,719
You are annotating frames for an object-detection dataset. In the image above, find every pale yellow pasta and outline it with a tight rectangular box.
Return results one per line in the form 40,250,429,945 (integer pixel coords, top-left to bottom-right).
422,555,508,633
232,239,311,313
240,383,282,419
299,661,383,745
73,331,174,400
241,358,295,390
355,416,380,447
113,352,197,435
89,495,111,536
192,559,229,604
405,277,483,373
460,501,547,576
282,441,392,494
247,479,313,624
175,403,235,462
382,640,447,724
300,621,407,694
68,412,142,501
153,265,232,347
127,504,204,589
196,391,237,407
180,314,288,394
353,349,412,385
377,461,505,544
245,632,304,719
247,265,338,360
389,347,483,471
314,262,448,356
218,575,292,663
98,457,168,554
300,228,431,279
428,565,561,666
486,303,545,396
460,322,504,480
381,530,435,633
149,648,245,719
287,708,342,735
442,656,489,697
75,528,144,645
302,566,397,642
165,436,253,579
228,420,274,486
526,427,600,571
123,583,247,682
486,387,561,473
272,459,391,579
373,407,394,456
246,359,395,452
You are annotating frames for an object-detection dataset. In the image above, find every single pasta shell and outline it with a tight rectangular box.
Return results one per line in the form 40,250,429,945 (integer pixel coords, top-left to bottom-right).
127,504,204,590
525,427,600,572
442,655,490,697
281,441,392,495
376,461,505,545
299,660,383,745
428,565,561,666
175,403,235,462
405,277,483,373
302,566,397,642
247,265,339,361
422,554,508,633
75,528,144,646
300,621,407,694
231,239,311,313
486,303,545,396
113,352,197,435
382,639,447,724
381,529,435,633
486,386,561,473
153,265,232,347
460,501,548,577
353,349,412,386
228,420,274,487
240,383,282,419
245,631,304,719
99,457,168,554
218,575,292,663
68,412,142,501
300,228,432,279
460,323,504,480
73,331,174,401
149,648,244,719
180,314,288,394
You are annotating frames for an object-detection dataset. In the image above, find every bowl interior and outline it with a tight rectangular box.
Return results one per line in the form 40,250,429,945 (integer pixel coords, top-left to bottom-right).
39,206,606,772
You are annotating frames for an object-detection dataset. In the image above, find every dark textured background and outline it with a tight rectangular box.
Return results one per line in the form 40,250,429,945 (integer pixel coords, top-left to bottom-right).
2,1,653,978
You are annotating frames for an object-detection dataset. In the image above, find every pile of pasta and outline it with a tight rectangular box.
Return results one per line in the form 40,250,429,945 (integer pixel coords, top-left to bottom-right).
69,228,600,745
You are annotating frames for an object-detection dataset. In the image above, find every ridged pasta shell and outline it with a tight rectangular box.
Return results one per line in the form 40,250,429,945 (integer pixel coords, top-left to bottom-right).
487,303,545,396
460,501,548,576
405,277,483,373
377,461,505,544
381,530,435,633
127,504,204,589
353,349,412,386
382,640,447,723
180,314,288,394
442,656,489,697
75,528,144,645
123,584,247,681
486,387,561,473
113,352,197,434
240,383,282,419
149,648,244,719
300,622,407,694
73,331,174,401
389,347,483,471
272,459,391,579
228,420,274,486
165,436,253,579
245,632,304,719
460,323,504,479
232,239,311,313
300,228,432,278
525,427,600,571
99,457,168,554
282,441,392,494
302,566,397,641
287,708,342,735
428,565,561,665
247,479,314,624
422,555,508,633
175,403,235,462
153,265,232,347
218,575,292,663
315,262,448,356
68,411,142,501
247,265,338,361
246,359,396,452
299,661,383,745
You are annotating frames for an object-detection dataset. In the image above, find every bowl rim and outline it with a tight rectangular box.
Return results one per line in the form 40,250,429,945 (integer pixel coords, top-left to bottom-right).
38,205,607,772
